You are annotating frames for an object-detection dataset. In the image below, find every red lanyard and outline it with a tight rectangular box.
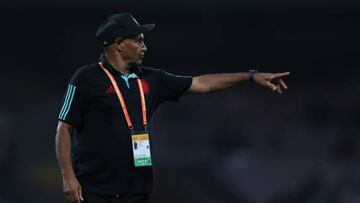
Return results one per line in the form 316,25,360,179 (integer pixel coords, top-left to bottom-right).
99,62,147,130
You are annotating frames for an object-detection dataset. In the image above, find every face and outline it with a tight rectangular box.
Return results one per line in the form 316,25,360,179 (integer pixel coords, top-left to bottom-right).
118,33,147,66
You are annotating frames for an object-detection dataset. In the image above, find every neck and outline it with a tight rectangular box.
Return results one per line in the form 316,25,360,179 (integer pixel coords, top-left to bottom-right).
105,51,129,75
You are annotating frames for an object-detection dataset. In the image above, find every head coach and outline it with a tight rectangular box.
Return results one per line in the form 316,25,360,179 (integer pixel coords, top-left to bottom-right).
55,12,290,203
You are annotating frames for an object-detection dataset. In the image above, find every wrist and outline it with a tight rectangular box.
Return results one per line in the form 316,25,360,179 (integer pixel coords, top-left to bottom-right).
248,70,258,82
62,174,77,182
61,169,76,179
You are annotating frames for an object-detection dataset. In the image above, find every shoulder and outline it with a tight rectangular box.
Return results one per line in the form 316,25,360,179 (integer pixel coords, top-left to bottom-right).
69,63,101,85
139,66,175,77
73,63,100,77
140,66,161,74
140,66,192,79
138,66,162,79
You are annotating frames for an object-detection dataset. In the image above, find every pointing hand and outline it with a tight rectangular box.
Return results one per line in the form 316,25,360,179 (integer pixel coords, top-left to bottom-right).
253,72,290,93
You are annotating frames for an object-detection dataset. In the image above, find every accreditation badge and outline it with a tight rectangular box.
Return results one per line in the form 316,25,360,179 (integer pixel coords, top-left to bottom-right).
131,132,152,167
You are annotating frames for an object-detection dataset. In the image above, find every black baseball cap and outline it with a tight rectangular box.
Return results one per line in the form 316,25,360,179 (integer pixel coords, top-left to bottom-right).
96,12,155,45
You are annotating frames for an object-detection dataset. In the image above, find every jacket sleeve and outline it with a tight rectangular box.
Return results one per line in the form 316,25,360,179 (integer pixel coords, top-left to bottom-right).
155,69,193,105
58,68,90,127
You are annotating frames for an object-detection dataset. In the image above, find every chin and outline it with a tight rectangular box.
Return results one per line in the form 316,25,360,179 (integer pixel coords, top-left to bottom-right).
136,60,142,65
129,60,141,67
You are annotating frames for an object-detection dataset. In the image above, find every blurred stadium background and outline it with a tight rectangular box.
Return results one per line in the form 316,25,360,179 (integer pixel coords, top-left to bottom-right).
0,0,360,202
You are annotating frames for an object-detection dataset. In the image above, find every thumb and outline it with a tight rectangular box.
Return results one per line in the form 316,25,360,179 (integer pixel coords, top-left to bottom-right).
266,81,277,91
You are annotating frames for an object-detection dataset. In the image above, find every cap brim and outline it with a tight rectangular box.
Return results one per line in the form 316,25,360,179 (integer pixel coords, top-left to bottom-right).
138,24,155,33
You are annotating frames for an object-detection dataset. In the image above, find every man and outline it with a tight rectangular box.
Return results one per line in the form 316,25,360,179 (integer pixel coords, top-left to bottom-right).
55,12,289,203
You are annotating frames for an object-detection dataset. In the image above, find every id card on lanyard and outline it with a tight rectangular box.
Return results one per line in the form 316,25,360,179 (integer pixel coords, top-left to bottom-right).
99,62,152,167
131,132,152,166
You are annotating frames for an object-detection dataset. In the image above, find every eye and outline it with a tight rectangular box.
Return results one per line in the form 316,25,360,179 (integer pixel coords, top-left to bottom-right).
136,39,144,45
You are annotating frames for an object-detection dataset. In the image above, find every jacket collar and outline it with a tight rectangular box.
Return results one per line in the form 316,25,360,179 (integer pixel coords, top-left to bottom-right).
98,53,143,77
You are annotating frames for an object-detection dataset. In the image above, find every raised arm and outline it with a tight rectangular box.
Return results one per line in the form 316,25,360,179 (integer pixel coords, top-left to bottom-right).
187,71,290,94
55,121,84,203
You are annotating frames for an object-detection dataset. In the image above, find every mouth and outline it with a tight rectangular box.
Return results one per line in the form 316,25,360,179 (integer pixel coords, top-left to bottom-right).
140,52,145,58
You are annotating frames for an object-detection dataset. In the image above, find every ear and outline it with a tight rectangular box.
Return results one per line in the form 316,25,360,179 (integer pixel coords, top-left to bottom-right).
114,38,124,51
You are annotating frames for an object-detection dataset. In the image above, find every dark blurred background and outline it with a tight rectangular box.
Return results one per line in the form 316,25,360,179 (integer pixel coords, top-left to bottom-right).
1,0,360,202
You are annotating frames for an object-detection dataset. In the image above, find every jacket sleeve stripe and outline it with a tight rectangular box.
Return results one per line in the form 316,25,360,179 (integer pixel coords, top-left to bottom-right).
59,85,76,120
58,85,72,119
62,86,76,120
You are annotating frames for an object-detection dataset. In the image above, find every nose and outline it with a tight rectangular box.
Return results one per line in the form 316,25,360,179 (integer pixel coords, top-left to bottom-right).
141,42,147,52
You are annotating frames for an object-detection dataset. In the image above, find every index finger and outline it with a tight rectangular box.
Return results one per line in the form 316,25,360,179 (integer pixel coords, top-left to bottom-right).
273,72,290,78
